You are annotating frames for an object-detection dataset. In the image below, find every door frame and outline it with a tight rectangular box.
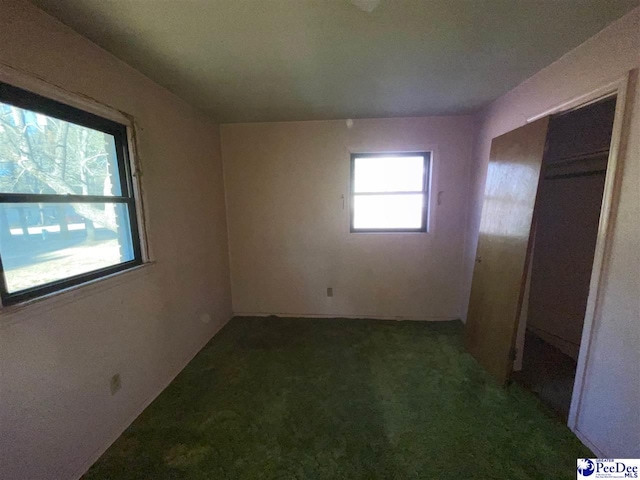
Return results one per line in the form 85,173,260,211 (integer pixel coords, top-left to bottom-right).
526,70,635,441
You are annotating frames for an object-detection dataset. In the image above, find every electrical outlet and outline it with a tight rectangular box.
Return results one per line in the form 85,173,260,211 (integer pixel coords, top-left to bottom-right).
327,287,333,297
110,374,121,396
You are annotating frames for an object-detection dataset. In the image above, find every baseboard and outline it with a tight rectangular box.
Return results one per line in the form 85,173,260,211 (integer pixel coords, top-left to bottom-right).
573,427,605,457
71,313,233,480
233,311,459,322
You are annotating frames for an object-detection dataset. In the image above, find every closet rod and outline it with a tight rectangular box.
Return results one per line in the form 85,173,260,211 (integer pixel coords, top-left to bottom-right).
544,169,606,180
547,148,610,166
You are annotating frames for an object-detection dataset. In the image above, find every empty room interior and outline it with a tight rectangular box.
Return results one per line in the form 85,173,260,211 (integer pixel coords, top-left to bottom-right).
0,1,638,479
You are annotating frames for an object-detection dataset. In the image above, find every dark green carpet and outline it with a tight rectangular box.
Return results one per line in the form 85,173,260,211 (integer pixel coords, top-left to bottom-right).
84,317,590,479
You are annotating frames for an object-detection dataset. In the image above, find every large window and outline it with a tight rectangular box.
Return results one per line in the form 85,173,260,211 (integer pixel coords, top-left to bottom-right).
350,152,430,232
0,82,142,305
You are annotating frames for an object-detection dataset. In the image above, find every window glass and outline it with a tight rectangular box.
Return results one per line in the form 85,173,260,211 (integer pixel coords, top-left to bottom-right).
353,194,424,229
351,153,429,232
353,156,424,193
0,203,134,293
0,102,122,196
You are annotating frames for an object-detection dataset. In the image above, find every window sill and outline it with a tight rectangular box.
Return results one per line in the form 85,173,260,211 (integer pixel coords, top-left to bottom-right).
0,261,155,328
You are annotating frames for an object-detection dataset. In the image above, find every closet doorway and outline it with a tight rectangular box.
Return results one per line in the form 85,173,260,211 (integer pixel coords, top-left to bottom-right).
512,97,617,420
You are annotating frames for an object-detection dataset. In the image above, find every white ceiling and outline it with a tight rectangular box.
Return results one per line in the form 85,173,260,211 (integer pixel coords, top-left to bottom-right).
30,0,639,123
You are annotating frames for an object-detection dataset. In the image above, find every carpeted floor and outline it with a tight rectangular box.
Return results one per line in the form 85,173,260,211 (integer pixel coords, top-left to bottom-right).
84,316,590,479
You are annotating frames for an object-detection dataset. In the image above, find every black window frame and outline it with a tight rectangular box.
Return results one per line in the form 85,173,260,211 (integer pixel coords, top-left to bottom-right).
350,152,431,233
0,81,142,306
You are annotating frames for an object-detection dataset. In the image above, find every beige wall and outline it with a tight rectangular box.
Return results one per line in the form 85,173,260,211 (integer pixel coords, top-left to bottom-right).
463,7,640,456
221,116,475,320
0,1,232,479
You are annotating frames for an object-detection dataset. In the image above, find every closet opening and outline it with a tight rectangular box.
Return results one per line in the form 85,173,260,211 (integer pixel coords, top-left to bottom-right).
511,96,617,420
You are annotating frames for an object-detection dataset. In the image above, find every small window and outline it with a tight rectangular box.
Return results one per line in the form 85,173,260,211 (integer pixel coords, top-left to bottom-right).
0,82,142,305
350,152,430,232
